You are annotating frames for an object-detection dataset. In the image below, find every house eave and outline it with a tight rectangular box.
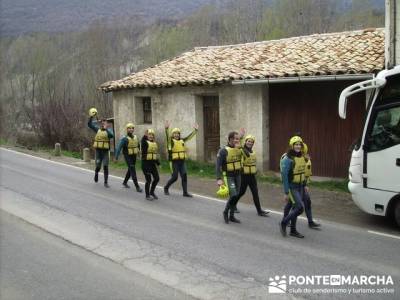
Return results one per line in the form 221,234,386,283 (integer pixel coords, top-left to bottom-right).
231,74,375,85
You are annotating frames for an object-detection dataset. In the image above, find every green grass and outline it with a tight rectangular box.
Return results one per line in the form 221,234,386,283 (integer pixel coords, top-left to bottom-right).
0,138,8,145
60,149,83,159
308,179,349,193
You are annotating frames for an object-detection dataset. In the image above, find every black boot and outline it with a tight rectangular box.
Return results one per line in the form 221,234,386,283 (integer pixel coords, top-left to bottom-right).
164,186,170,195
94,167,100,183
103,166,109,188
182,174,192,197
279,221,287,237
145,181,150,198
257,210,269,217
123,170,130,187
229,215,241,223
290,231,305,238
229,209,240,223
223,210,229,224
309,221,321,229
150,193,158,200
135,185,143,193
223,205,229,224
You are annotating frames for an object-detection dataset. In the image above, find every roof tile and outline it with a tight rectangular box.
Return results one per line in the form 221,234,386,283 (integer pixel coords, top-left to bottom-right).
100,28,385,92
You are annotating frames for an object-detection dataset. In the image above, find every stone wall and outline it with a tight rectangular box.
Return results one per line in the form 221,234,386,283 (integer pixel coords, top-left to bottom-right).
112,83,270,171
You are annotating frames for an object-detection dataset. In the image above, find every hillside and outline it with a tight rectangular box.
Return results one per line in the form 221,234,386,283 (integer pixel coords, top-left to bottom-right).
0,0,221,35
1,0,385,36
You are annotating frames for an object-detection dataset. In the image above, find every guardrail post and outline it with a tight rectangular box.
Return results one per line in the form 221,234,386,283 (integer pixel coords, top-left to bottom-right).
54,143,61,156
83,148,91,162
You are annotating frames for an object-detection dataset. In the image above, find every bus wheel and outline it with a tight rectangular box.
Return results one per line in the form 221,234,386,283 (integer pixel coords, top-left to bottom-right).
395,200,400,228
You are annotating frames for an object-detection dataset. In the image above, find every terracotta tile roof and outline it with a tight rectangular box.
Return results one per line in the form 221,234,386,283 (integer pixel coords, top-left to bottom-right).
100,28,384,92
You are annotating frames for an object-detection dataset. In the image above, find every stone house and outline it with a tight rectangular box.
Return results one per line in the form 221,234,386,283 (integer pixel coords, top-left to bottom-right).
100,28,384,178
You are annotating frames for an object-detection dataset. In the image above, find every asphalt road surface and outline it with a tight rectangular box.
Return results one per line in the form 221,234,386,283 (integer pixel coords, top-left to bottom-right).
1,148,399,299
0,211,192,300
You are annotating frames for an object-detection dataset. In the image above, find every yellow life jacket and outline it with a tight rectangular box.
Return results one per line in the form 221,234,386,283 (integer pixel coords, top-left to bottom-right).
93,129,110,150
292,156,306,184
242,150,257,174
225,146,242,172
305,158,312,178
145,141,158,161
127,135,139,155
171,139,187,160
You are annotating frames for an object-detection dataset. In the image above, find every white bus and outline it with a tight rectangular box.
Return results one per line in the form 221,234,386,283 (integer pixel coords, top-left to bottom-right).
339,65,400,227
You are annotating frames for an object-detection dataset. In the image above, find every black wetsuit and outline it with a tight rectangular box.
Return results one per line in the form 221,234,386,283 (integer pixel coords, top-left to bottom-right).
141,136,160,197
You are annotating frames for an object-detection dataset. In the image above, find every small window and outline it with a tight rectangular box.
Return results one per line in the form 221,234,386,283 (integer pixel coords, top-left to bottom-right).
134,96,152,124
366,106,400,152
142,97,152,124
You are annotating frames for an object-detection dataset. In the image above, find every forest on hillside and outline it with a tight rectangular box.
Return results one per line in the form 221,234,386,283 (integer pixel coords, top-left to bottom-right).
0,0,385,151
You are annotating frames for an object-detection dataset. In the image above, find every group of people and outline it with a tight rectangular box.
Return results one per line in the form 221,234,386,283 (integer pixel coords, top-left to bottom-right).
88,111,320,238
87,114,198,200
216,129,269,224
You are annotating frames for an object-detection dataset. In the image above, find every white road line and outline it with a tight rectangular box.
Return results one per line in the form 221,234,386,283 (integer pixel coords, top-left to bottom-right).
367,230,400,240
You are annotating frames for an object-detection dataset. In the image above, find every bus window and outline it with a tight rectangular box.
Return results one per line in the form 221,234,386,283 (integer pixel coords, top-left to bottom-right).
376,74,400,106
367,106,400,152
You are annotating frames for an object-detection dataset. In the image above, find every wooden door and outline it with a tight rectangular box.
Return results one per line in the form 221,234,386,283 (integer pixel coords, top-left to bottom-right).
269,81,365,177
203,96,220,162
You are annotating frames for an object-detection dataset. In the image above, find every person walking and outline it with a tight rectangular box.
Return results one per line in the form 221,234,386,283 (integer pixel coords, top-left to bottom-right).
163,121,198,197
115,123,143,193
141,129,160,200
282,141,321,229
236,134,269,217
279,136,307,238
217,131,243,224
88,111,114,188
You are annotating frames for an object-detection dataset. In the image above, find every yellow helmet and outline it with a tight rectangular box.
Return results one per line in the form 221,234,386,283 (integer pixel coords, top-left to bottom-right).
244,134,255,143
216,185,229,198
289,136,303,148
303,143,308,155
89,107,97,117
126,123,135,129
147,129,155,135
171,128,181,134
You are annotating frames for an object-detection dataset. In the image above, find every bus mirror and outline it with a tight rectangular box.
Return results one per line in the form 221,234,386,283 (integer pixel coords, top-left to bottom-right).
348,138,361,152
338,78,386,119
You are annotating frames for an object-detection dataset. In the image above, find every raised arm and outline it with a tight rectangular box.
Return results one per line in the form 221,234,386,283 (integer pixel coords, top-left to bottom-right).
182,123,199,142
165,120,172,150
87,117,99,133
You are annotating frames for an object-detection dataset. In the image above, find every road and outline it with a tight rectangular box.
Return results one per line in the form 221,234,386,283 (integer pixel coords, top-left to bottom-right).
1,148,399,299
0,211,192,300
